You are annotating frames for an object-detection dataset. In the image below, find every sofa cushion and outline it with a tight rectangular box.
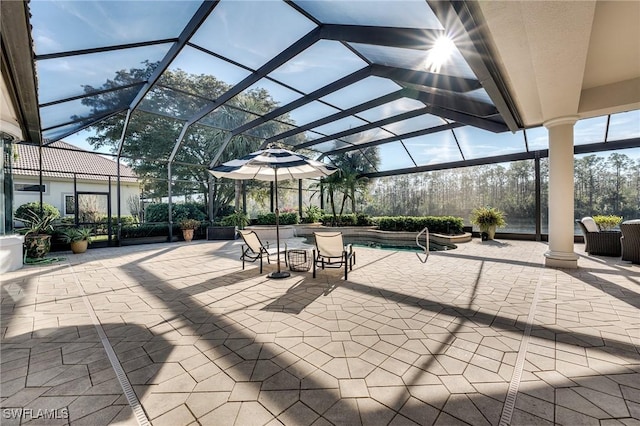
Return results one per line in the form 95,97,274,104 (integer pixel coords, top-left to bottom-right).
581,217,599,232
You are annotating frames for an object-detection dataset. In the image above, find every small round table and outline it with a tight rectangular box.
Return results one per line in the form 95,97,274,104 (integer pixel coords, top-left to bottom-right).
287,249,312,272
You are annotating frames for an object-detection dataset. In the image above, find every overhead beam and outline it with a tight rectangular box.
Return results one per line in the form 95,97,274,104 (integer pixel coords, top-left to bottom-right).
427,1,522,132
43,108,128,144
320,24,443,50
34,39,177,61
324,122,464,156
38,82,145,108
185,27,322,125
1,1,42,144
361,137,640,178
294,106,435,150
263,90,406,147
129,0,220,112
231,67,371,139
407,87,497,117
371,64,481,93
409,90,508,132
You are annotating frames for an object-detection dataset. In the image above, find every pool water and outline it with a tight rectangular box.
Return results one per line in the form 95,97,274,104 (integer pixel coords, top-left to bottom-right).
352,241,456,252
303,237,456,252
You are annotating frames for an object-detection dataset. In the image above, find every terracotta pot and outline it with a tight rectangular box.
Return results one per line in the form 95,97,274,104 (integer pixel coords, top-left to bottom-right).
70,240,88,254
182,229,194,242
24,234,51,259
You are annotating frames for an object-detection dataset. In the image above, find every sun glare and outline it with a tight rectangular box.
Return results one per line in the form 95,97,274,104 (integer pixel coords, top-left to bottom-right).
425,36,455,73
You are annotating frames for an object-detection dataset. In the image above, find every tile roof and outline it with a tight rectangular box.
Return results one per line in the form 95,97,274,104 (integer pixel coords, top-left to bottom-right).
12,141,138,182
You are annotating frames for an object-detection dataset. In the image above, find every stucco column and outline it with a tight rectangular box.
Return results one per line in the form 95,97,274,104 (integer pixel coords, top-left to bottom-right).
544,116,579,268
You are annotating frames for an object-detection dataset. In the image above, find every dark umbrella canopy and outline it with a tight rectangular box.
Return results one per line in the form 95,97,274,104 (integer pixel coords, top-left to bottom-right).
209,148,339,278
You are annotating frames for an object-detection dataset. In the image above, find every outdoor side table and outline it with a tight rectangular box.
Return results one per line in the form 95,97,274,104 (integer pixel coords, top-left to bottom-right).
287,249,312,272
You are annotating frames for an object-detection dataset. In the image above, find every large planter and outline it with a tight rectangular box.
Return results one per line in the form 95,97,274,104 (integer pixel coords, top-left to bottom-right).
0,235,25,272
24,234,52,259
182,229,195,242
481,225,497,240
207,226,237,240
70,240,89,254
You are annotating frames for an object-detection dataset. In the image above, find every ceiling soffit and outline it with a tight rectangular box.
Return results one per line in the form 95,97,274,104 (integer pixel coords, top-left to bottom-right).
476,0,640,127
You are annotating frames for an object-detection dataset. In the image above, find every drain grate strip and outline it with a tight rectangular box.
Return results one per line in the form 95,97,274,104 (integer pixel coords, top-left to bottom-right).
498,266,545,426
67,263,151,426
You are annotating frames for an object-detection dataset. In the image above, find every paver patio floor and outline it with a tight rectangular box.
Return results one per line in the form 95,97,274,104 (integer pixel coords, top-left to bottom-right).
1,238,638,425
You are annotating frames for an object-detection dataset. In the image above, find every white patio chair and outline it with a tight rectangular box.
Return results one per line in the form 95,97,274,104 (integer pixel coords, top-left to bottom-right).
312,232,356,280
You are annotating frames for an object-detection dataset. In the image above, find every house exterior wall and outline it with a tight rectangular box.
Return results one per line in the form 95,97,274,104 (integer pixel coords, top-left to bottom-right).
13,176,140,218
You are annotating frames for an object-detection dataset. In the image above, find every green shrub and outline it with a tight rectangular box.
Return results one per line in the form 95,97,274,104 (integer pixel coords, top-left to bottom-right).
255,212,299,225
16,202,60,222
375,216,464,234
220,211,249,228
120,224,178,239
356,213,373,226
144,202,206,223
303,205,323,223
213,204,236,220
59,227,93,243
98,215,138,226
319,213,359,226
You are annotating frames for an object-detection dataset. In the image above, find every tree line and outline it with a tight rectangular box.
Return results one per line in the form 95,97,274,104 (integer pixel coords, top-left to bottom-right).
358,153,639,229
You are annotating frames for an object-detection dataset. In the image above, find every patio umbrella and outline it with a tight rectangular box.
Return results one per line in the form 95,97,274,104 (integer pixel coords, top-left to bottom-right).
209,147,338,279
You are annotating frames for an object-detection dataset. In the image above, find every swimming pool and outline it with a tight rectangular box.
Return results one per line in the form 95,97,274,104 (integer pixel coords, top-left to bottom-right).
351,240,456,252
303,236,456,252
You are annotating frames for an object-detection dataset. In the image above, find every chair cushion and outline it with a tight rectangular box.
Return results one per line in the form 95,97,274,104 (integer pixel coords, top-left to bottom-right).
315,232,346,257
581,217,599,232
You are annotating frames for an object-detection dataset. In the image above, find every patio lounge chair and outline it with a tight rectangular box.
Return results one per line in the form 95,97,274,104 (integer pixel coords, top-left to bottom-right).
620,220,640,264
576,216,621,257
238,230,287,273
312,232,356,280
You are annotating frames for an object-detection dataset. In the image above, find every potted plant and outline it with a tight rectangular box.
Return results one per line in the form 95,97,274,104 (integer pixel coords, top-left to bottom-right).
470,207,507,240
179,219,200,242
16,209,58,259
303,205,323,224
221,210,249,229
593,215,622,231
60,227,93,254
206,211,247,240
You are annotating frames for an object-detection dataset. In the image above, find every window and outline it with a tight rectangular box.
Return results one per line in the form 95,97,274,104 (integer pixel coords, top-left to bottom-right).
15,183,46,192
64,194,75,215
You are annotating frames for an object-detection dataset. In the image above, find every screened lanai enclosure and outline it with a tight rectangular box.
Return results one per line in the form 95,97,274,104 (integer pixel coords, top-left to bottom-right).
2,1,639,256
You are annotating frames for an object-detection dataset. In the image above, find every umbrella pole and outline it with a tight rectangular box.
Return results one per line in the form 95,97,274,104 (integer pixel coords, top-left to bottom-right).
269,168,290,279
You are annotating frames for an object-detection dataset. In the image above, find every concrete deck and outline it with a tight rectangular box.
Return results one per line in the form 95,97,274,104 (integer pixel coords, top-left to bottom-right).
1,238,638,425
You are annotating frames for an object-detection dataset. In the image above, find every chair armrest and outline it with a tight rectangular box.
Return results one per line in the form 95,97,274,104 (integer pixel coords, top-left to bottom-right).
344,244,353,256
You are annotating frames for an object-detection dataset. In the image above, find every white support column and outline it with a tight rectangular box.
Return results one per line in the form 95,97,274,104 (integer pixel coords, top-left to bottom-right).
544,116,579,269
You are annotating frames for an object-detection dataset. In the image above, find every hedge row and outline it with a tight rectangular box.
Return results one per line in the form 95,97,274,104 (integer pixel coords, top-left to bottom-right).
119,224,206,239
320,213,373,227
58,215,138,226
145,202,207,223
254,212,300,225
375,216,464,234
